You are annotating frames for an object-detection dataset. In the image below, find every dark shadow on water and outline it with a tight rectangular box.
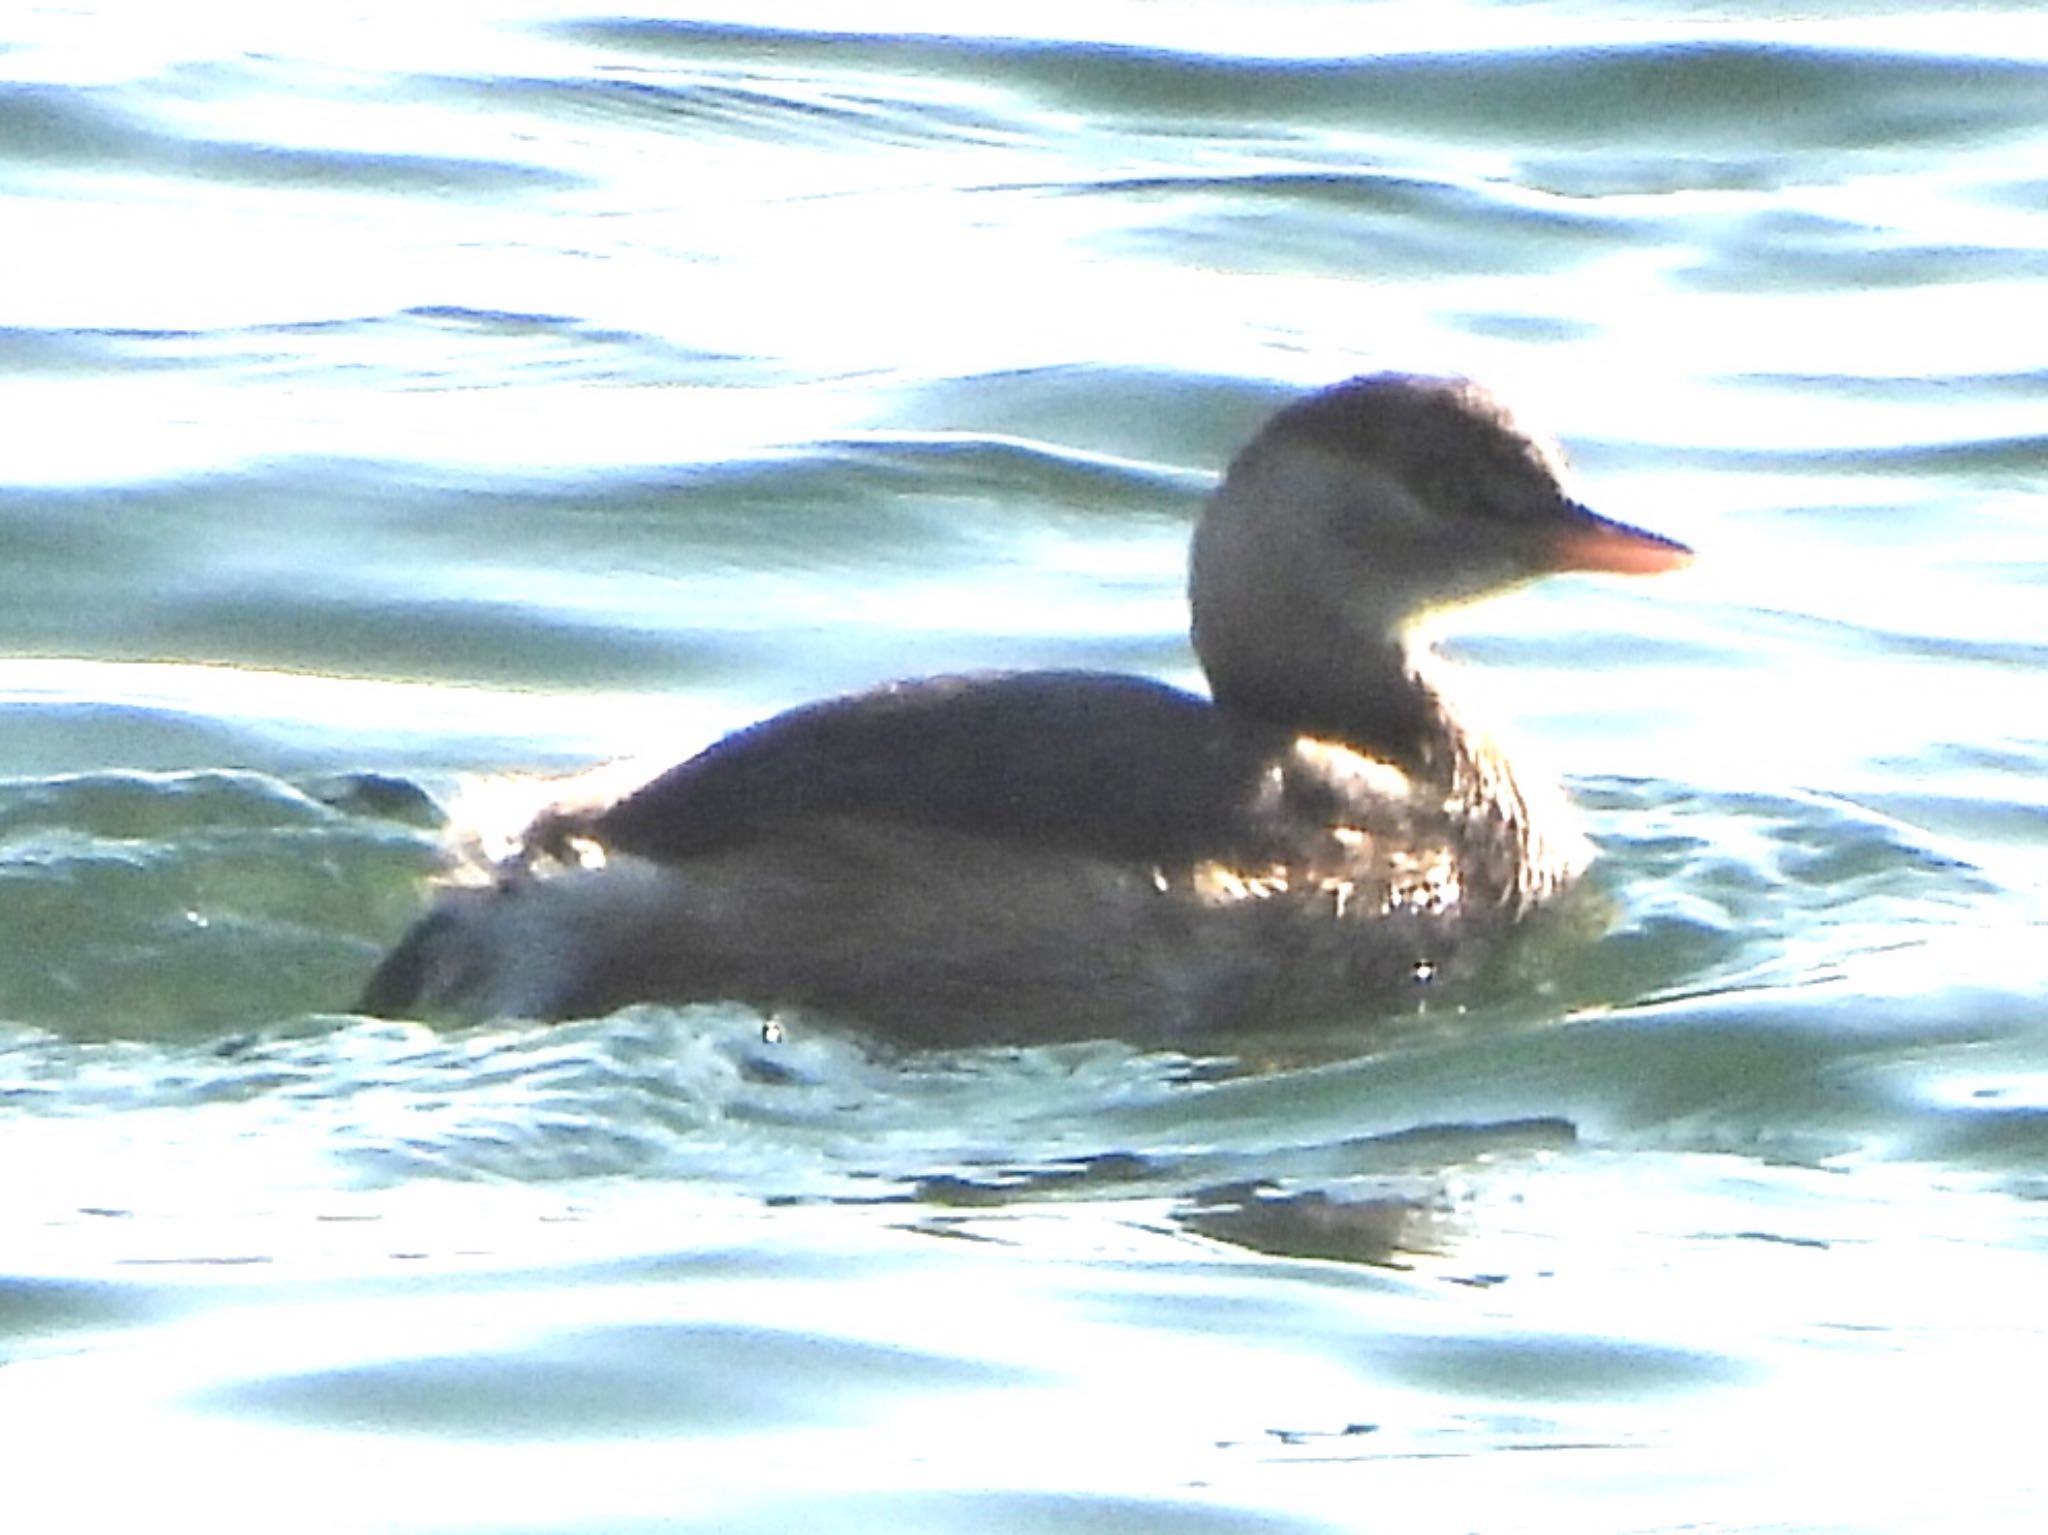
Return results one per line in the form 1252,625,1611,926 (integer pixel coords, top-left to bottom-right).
197,1320,1043,1441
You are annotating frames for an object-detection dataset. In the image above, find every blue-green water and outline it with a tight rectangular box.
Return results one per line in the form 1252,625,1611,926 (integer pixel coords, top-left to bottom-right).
4,3,2047,1530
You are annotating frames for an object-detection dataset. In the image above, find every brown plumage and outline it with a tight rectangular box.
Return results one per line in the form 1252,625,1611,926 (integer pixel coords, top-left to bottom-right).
358,374,1690,1045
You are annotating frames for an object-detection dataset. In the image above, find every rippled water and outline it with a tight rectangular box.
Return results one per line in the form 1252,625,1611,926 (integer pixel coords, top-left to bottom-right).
4,3,2047,1530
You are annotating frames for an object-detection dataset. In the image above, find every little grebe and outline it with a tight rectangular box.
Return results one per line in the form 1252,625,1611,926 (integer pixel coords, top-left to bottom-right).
358,375,1691,1044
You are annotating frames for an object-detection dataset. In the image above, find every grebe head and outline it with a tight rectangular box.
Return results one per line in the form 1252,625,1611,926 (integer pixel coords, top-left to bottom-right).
1189,373,1691,736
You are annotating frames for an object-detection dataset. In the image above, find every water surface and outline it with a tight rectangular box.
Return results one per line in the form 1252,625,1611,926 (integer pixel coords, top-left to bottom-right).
4,3,2047,1531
